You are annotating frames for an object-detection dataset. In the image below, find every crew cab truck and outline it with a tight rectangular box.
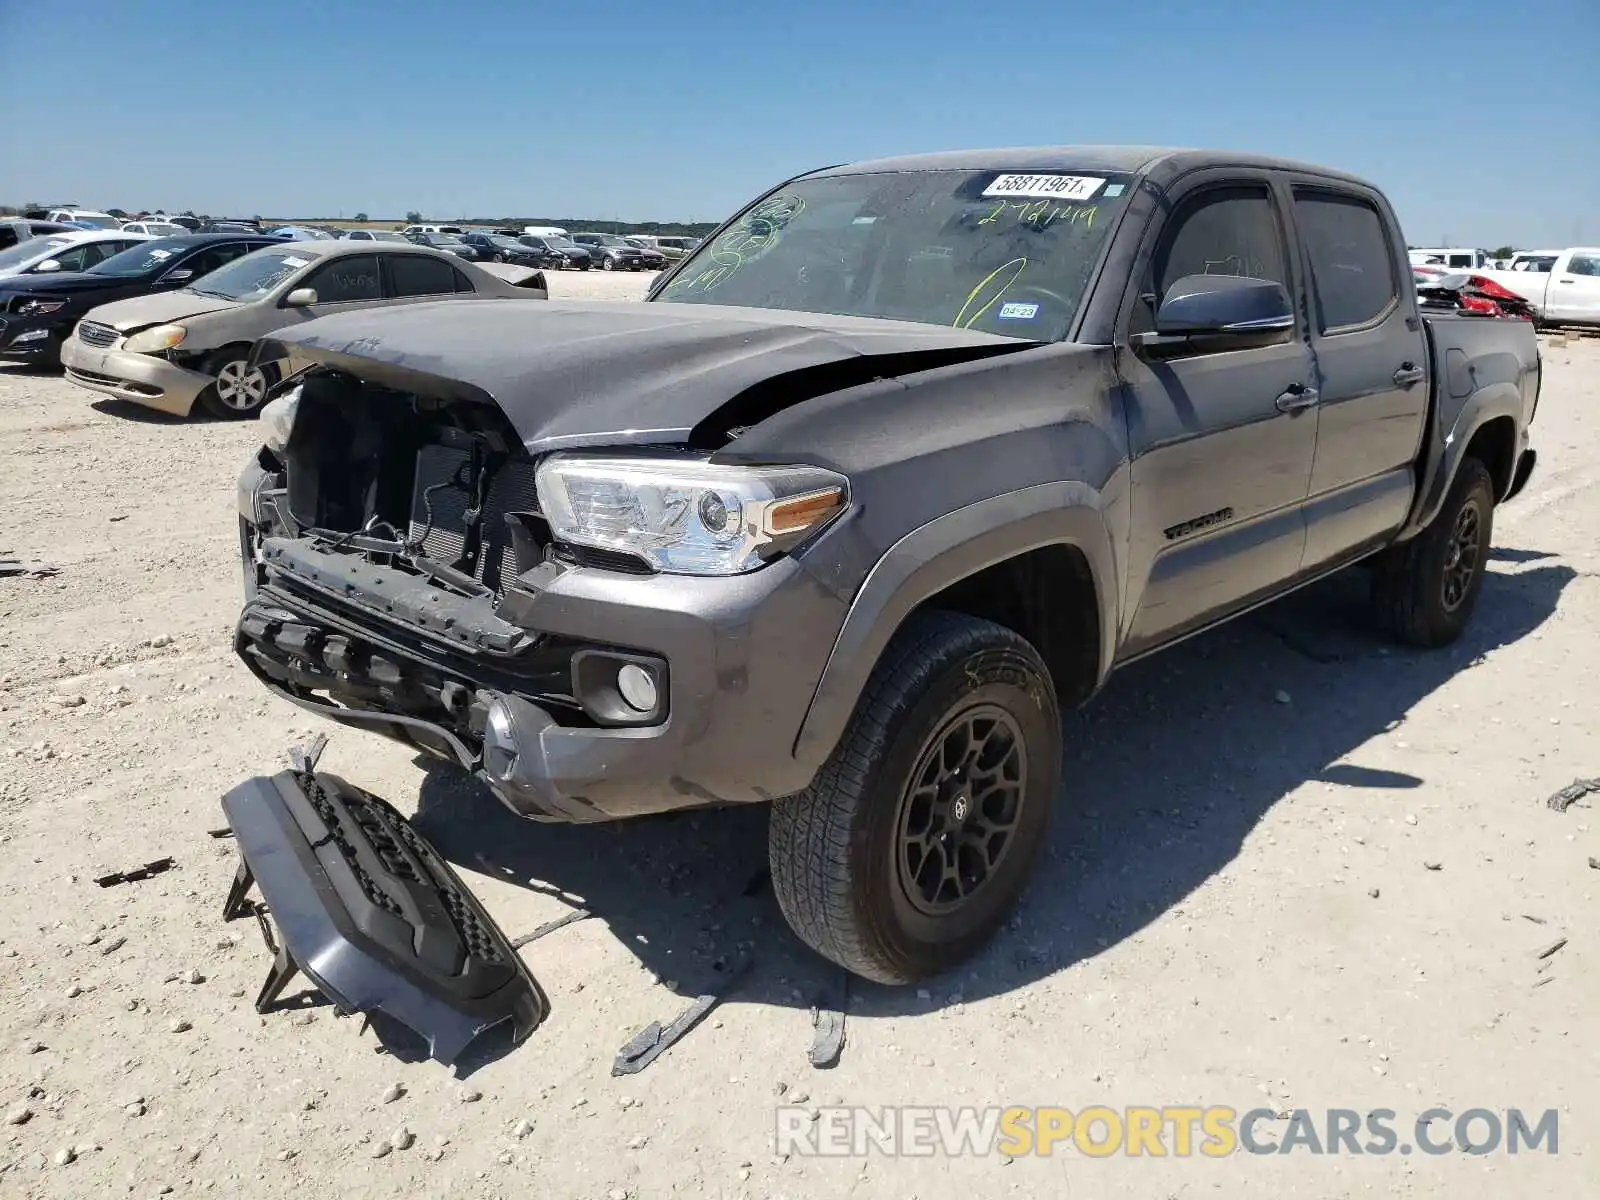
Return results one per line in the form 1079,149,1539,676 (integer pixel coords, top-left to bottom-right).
230,147,1539,1006
1476,247,1600,326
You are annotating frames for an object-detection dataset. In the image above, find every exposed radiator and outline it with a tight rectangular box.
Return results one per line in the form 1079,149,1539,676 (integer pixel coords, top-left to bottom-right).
407,444,540,591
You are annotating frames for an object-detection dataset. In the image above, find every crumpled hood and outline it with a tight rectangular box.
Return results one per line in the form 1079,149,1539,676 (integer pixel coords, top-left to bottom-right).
88,289,240,331
265,299,1033,451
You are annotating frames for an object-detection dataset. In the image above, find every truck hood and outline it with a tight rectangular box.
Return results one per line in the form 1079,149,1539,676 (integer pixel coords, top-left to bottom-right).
87,288,240,331
261,299,1035,452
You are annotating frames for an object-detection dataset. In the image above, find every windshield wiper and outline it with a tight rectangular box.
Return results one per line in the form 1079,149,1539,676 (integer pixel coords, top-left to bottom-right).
185,287,233,299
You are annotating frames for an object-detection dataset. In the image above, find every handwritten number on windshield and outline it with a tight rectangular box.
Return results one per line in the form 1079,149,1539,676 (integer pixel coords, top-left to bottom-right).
978,201,1098,231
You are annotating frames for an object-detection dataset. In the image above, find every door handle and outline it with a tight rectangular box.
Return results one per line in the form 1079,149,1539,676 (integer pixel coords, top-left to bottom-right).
1393,362,1426,387
1275,385,1319,413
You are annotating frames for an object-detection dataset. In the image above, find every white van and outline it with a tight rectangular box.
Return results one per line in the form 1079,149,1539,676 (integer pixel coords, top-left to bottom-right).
400,224,465,236
522,225,569,238
1407,247,1492,270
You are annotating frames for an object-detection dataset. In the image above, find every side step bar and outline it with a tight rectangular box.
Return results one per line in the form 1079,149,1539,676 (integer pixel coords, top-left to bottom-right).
221,769,547,1066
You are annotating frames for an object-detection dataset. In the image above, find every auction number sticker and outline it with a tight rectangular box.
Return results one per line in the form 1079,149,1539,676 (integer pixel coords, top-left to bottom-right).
982,173,1105,201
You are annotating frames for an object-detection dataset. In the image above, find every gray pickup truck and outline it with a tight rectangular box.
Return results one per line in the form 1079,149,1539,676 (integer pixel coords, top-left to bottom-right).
230,146,1539,1009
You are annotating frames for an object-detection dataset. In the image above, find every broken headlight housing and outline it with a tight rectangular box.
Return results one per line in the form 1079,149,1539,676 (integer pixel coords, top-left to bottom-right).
259,383,302,455
535,454,847,575
121,323,186,354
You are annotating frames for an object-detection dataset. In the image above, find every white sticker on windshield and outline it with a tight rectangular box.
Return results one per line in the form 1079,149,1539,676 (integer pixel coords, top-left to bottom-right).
998,302,1040,320
982,173,1105,201
148,249,172,259
279,256,310,269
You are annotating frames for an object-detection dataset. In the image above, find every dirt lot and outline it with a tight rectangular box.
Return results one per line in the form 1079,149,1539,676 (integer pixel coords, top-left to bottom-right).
1,279,1596,1199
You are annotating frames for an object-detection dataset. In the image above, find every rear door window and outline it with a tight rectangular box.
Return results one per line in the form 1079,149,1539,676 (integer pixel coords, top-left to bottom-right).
388,254,459,297
303,255,381,302
1293,191,1399,332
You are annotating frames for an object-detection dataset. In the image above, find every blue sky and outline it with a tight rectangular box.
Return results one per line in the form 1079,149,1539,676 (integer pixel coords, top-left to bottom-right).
2,0,1595,246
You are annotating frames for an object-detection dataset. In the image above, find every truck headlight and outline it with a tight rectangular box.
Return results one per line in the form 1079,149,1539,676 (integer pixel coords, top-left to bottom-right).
122,323,186,354
535,454,847,575
259,383,302,454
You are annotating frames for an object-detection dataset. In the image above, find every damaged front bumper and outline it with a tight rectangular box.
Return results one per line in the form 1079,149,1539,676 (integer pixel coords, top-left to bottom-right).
236,463,850,823
60,331,212,415
221,767,547,1066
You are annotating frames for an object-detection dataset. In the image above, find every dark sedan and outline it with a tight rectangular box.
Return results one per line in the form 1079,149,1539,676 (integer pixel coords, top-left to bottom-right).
405,231,483,261
0,233,279,366
518,234,591,270
571,233,648,271
460,232,560,269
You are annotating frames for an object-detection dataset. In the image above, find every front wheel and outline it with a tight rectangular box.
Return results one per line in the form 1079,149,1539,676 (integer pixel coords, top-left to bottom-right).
492,252,506,262
600,256,614,271
769,610,1061,984
1371,457,1495,647
198,350,270,419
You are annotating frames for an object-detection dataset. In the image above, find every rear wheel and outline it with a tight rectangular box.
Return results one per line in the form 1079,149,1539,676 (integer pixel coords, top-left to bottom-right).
198,350,270,419
1371,457,1495,646
769,610,1061,984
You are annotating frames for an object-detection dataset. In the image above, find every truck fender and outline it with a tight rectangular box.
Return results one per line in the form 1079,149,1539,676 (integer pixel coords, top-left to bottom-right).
791,480,1118,772
1400,368,1525,539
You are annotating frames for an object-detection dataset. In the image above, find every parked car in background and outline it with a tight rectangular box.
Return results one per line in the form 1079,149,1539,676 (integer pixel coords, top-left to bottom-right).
518,234,590,270
120,220,188,237
201,221,265,234
570,233,648,271
460,232,560,268
1408,247,1493,270
0,230,152,280
1508,250,1561,272
620,238,669,270
266,225,335,241
165,215,203,232
0,233,280,366
337,229,409,242
61,242,546,419
1471,248,1600,326
404,231,482,260
623,234,695,261
522,225,569,238
0,219,76,250
44,209,122,230
400,224,465,237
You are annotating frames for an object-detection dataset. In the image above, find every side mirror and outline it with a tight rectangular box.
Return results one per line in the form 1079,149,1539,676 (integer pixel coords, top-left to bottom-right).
160,268,194,286
1153,274,1293,337
33,258,62,273
283,287,318,307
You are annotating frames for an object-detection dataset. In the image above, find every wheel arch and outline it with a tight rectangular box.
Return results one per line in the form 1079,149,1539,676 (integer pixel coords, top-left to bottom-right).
1399,384,1524,540
791,482,1118,773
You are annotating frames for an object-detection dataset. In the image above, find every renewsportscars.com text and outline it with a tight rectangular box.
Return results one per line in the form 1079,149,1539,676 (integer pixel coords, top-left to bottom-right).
775,1105,1559,1158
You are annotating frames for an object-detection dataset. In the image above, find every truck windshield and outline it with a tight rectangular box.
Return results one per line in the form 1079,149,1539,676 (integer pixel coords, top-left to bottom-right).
656,168,1135,341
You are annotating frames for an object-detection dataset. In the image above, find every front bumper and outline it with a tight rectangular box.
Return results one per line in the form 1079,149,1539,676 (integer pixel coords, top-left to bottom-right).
0,313,72,363
60,332,211,415
236,463,850,823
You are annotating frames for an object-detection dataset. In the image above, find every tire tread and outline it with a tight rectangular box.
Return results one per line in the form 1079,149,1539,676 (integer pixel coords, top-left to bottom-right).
769,610,1051,983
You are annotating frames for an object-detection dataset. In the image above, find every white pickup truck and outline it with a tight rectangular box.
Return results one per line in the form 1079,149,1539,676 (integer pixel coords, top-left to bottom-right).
1474,247,1600,327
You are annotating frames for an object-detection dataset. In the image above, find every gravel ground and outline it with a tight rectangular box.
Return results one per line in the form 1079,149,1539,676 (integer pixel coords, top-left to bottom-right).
0,289,1596,1199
